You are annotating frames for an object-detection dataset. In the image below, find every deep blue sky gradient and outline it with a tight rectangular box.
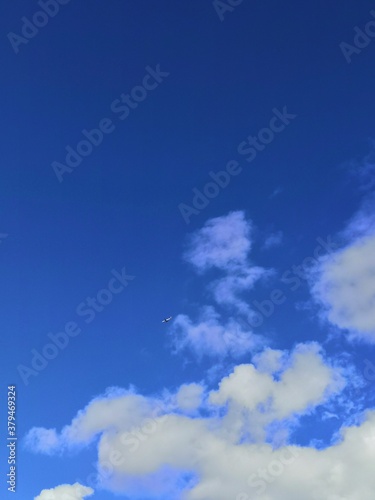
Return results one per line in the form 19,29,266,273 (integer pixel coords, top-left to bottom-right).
1,1,375,498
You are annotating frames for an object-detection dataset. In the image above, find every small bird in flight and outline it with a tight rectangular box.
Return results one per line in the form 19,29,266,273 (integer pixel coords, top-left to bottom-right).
162,316,172,323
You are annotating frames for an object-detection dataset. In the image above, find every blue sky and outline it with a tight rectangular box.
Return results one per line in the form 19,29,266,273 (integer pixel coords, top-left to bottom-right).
2,1,375,498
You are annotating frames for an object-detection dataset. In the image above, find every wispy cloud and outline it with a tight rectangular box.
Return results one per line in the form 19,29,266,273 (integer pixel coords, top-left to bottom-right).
183,211,272,315
269,186,283,199
261,230,284,250
345,141,375,192
25,427,61,456
209,266,269,314
169,306,263,359
183,211,253,273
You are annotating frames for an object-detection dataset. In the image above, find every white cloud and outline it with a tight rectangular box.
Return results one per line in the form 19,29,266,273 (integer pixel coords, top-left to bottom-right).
170,307,263,358
176,383,205,412
72,410,375,499
183,211,272,316
25,388,167,454
26,344,356,500
60,389,155,447
184,211,253,272
210,266,269,314
25,427,60,455
34,483,94,500
253,348,285,374
311,231,375,342
209,343,343,442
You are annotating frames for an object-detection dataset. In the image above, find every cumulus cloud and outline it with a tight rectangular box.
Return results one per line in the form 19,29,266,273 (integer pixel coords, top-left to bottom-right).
32,410,375,500
252,348,285,374
311,230,375,342
176,383,205,412
209,343,343,443
34,483,94,500
170,307,263,358
25,344,353,500
234,413,375,500
25,387,168,454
